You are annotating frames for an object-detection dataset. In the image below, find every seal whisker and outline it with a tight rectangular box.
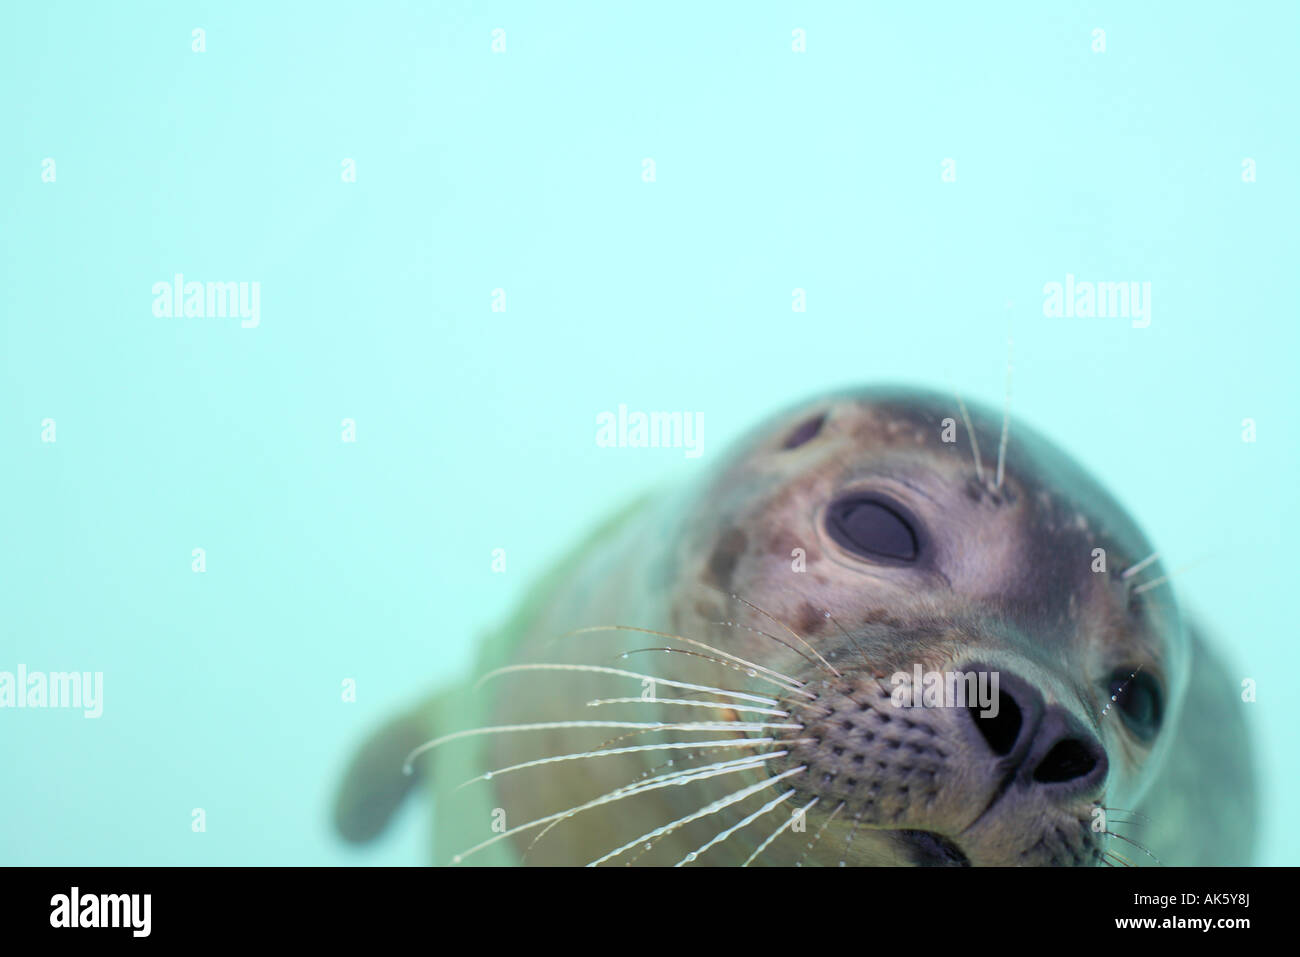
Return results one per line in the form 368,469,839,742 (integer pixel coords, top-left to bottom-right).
461,752,791,865
838,806,867,867
774,690,833,717
953,392,986,486
995,331,1013,490
612,646,807,695
706,620,821,676
566,717,800,769
797,798,846,866
701,585,841,678
618,741,817,866
633,746,740,785
1103,849,1135,867
404,718,798,774
454,736,783,791
1100,665,1147,722
586,765,808,866
562,725,724,767
473,662,782,706
526,744,754,863
1103,830,1163,865
820,608,877,673
675,788,798,866
744,797,820,866
1131,557,1207,595
563,624,809,692
1120,552,1160,580
586,696,790,717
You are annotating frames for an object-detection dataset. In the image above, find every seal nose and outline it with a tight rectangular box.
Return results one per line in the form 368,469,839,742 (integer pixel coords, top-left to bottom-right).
965,666,1108,797
1022,708,1108,794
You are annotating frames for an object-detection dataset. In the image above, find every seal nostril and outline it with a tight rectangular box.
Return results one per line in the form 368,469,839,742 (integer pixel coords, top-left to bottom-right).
969,689,1022,756
783,412,826,449
1032,739,1097,783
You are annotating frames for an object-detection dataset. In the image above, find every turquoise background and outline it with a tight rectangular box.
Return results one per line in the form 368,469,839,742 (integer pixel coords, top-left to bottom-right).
1,1,1295,866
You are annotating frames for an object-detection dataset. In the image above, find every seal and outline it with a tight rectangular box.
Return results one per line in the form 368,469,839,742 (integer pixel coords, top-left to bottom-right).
334,386,1256,866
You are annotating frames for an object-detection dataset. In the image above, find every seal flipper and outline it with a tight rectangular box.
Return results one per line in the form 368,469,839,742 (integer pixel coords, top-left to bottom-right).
333,698,441,844
1133,621,1258,865
332,493,660,861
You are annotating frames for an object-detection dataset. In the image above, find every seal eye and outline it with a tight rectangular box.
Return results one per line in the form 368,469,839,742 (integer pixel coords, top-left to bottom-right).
825,495,919,562
1108,669,1163,741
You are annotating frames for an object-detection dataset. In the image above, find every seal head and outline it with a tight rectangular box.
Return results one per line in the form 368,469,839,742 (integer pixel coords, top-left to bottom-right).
635,386,1186,865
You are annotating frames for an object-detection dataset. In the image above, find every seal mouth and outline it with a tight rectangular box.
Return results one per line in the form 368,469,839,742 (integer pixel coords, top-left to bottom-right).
894,829,971,867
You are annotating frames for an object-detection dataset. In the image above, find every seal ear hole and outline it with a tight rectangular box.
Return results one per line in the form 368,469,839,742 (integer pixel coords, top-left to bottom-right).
1107,669,1163,741
825,495,920,563
783,412,827,449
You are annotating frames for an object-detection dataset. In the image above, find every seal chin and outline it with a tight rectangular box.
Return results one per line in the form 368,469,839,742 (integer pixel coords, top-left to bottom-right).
893,817,1109,866
893,829,971,867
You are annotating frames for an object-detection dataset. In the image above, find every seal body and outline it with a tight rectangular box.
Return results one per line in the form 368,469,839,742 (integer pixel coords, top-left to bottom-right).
336,387,1256,867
